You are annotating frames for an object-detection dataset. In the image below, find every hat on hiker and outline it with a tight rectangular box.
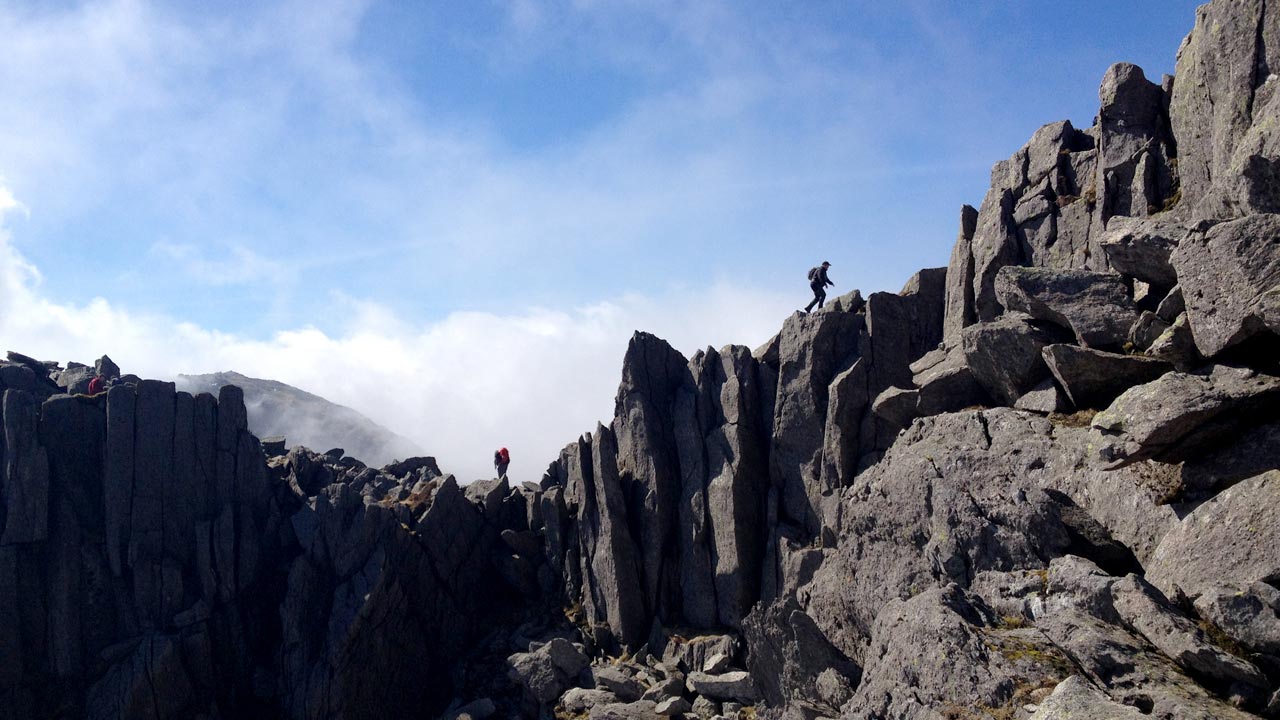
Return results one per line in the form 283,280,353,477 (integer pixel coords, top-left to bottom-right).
822,261,831,267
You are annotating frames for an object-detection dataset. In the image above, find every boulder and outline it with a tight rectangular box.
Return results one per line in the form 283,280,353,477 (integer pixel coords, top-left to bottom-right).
1128,311,1171,351
1041,344,1171,409
1170,214,1280,357
911,344,991,416
1110,574,1268,689
742,598,858,712
995,266,1138,348
1156,286,1185,322
1144,313,1202,369
960,314,1066,406
588,700,659,720
560,688,620,713
1194,582,1280,656
1091,365,1280,467
654,696,691,716
685,671,758,703
1147,471,1280,604
1038,610,1259,719
1172,422,1280,503
593,666,644,702
870,386,919,431
844,585,1064,720
1029,675,1146,719
507,638,590,704
1014,378,1070,414
1099,215,1185,288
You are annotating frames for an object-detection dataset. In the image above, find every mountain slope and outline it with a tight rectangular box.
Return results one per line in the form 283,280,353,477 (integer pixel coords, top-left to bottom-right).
174,371,423,466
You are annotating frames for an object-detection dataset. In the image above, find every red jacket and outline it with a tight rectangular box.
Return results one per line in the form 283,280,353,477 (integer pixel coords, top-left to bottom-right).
88,376,105,395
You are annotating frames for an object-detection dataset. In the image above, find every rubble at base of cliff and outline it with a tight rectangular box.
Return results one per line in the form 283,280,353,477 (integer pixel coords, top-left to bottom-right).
3,1,1280,718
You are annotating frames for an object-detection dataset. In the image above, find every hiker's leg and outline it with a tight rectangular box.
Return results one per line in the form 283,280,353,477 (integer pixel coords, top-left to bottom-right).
816,287,827,308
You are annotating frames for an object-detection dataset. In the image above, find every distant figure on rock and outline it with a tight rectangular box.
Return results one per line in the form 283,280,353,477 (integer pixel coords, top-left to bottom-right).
804,261,834,313
494,447,510,479
87,375,105,395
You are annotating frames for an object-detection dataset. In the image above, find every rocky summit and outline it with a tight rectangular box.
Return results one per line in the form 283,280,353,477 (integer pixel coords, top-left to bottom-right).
2,1,1280,718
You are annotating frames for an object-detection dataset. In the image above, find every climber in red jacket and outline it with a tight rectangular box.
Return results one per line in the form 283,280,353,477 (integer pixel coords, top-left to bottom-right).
494,447,510,479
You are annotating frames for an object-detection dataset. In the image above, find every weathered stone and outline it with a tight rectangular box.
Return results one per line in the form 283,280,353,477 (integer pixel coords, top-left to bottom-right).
870,386,919,432
1099,215,1186,288
1171,214,1280,357
770,304,863,536
1,390,49,544
686,671,757,703
588,700,660,720
742,598,857,713
1147,471,1280,604
561,687,620,713
1042,344,1171,409
654,696,691,716
1029,675,1145,719
943,205,980,339
594,665,645,702
1194,582,1280,656
961,314,1067,406
995,266,1138,348
1091,365,1280,467
1110,574,1268,688
844,585,1061,720
1170,0,1280,218
911,343,991,416
1014,378,1070,414
1144,313,1202,369
1038,609,1259,719
1128,311,1171,351
1156,285,1185,322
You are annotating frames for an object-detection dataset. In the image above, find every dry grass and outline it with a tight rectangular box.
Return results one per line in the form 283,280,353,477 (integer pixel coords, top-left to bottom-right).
1048,409,1096,428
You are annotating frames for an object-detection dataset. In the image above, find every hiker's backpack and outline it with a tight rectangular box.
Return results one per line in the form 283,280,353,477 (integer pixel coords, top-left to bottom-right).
499,447,510,464
807,266,820,282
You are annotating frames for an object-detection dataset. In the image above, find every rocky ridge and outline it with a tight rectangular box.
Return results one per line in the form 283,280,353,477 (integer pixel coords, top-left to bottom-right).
1,1,1279,718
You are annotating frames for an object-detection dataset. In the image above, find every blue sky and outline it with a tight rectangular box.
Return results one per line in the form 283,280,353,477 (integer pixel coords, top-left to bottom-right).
0,0,1203,480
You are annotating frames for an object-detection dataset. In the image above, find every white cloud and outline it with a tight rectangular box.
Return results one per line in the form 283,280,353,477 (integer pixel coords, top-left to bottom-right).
0,189,796,483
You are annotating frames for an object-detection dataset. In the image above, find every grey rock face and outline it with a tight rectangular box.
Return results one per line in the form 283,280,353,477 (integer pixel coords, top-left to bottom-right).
1147,471,1280,604
1,390,50,544
741,598,857,713
770,304,864,536
1170,214,1280,357
1194,582,1280,656
1091,365,1280,467
1170,0,1280,218
943,205,980,338
1041,344,1171,409
844,585,1059,720
995,266,1137,348
1110,574,1268,689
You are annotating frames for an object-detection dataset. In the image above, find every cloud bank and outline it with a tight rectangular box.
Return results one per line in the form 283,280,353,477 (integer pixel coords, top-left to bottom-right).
0,194,797,482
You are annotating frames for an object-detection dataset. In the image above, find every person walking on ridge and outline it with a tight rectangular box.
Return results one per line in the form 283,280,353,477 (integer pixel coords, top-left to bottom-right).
804,261,834,313
494,447,510,479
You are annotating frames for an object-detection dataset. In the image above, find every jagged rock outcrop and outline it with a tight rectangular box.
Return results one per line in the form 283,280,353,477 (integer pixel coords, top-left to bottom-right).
5,2,1280,719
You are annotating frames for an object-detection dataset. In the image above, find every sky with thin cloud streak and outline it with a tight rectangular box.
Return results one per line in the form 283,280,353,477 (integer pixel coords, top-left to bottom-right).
0,0,1202,480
